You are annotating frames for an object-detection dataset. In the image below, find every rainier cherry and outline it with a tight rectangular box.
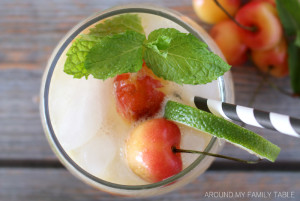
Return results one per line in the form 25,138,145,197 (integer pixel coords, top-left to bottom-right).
126,118,182,183
236,1,282,51
251,39,288,77
114,64,165,122
210,20,248,66
193,0,241,24
251,0,276,7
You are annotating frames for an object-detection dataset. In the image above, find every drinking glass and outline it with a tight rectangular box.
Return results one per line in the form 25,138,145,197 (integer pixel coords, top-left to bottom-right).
40,4,234,197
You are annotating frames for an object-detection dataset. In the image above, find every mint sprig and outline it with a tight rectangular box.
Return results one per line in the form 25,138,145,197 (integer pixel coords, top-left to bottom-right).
64,15,231,85
85,31,145,80
144,28,230,85
64,14,144,78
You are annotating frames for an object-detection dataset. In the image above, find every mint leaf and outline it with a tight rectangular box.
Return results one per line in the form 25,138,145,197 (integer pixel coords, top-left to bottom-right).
144,28,231,85
89,14,144,36
288,43,300,94
276,0,300,36
147,28,181,43
84,31,145,80
64,35,101,78
64,14,144,78
146,28,180,57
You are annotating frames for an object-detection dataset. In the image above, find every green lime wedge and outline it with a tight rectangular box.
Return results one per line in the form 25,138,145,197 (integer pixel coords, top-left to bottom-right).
164,101,280,162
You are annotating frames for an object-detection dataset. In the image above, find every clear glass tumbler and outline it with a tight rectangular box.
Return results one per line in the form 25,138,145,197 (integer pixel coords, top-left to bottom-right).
40,4,234,197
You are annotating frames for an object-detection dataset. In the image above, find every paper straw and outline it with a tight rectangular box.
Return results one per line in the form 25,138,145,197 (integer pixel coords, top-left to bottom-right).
194,96,300,138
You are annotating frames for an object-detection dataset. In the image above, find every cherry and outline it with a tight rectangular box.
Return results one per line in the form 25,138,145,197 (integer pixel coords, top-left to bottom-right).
193,0,241,24
210,20,248,66
126,118,182,183
252,38,288,77
114,64,165,122
235,1,282,51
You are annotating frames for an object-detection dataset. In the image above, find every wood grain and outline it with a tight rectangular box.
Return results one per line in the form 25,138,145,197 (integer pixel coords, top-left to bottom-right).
0,168,299,201
0,1,191,70
0,1,299,165
1,1,300,200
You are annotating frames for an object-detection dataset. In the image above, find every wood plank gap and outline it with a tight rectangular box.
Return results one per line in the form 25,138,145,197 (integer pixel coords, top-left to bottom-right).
210,161,300,172
0,159,63,168
0,159,300,172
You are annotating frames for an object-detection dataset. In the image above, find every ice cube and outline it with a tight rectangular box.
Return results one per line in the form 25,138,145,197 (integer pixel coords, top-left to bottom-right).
104,153,147,185
180,125,212,168
71,133,117,178
49,58,114,151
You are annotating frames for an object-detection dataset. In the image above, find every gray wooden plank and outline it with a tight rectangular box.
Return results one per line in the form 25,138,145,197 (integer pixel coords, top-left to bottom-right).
0,1,192,70
0,3,299,163
0,69,54,159
0,168,299,201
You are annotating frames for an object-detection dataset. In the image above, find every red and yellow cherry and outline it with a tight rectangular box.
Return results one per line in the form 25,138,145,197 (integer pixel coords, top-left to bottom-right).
251,38,289,77
235,1,282,51
193,0,241,24
251,0,276,7
126,118,182,183
114,64,165,122
210,20,248,66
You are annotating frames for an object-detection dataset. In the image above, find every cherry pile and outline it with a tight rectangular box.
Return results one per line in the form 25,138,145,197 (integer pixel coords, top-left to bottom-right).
193,0,288,77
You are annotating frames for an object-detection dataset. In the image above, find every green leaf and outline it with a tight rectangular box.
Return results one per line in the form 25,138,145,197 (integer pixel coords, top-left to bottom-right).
144,28,231,85
84,31,145,80
64,14,144,78
64,35,102,78
288,42,300,94
147,28,181,43
295,31,300,47
276,0,300,36
89,14,144,37
146,28,181,58
276,0,300,94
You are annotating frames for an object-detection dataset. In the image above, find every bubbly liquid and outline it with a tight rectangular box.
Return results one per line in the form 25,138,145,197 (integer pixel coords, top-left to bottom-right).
49,13,221,185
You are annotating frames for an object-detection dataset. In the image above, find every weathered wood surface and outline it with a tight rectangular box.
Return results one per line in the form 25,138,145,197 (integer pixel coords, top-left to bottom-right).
0,169,299,201
1,2,299,163
1,0,300,200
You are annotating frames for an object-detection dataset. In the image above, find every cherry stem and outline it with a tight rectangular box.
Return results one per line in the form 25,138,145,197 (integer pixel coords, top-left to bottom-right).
172,147,262,164
249,73,268,107
213,0,257,32
264,70,300,98
266,79,298,98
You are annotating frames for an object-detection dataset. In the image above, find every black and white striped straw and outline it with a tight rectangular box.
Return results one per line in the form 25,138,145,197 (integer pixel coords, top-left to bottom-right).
194,96,300,138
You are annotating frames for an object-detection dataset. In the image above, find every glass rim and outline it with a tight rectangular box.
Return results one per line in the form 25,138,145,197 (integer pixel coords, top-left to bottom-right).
41,4,228,191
